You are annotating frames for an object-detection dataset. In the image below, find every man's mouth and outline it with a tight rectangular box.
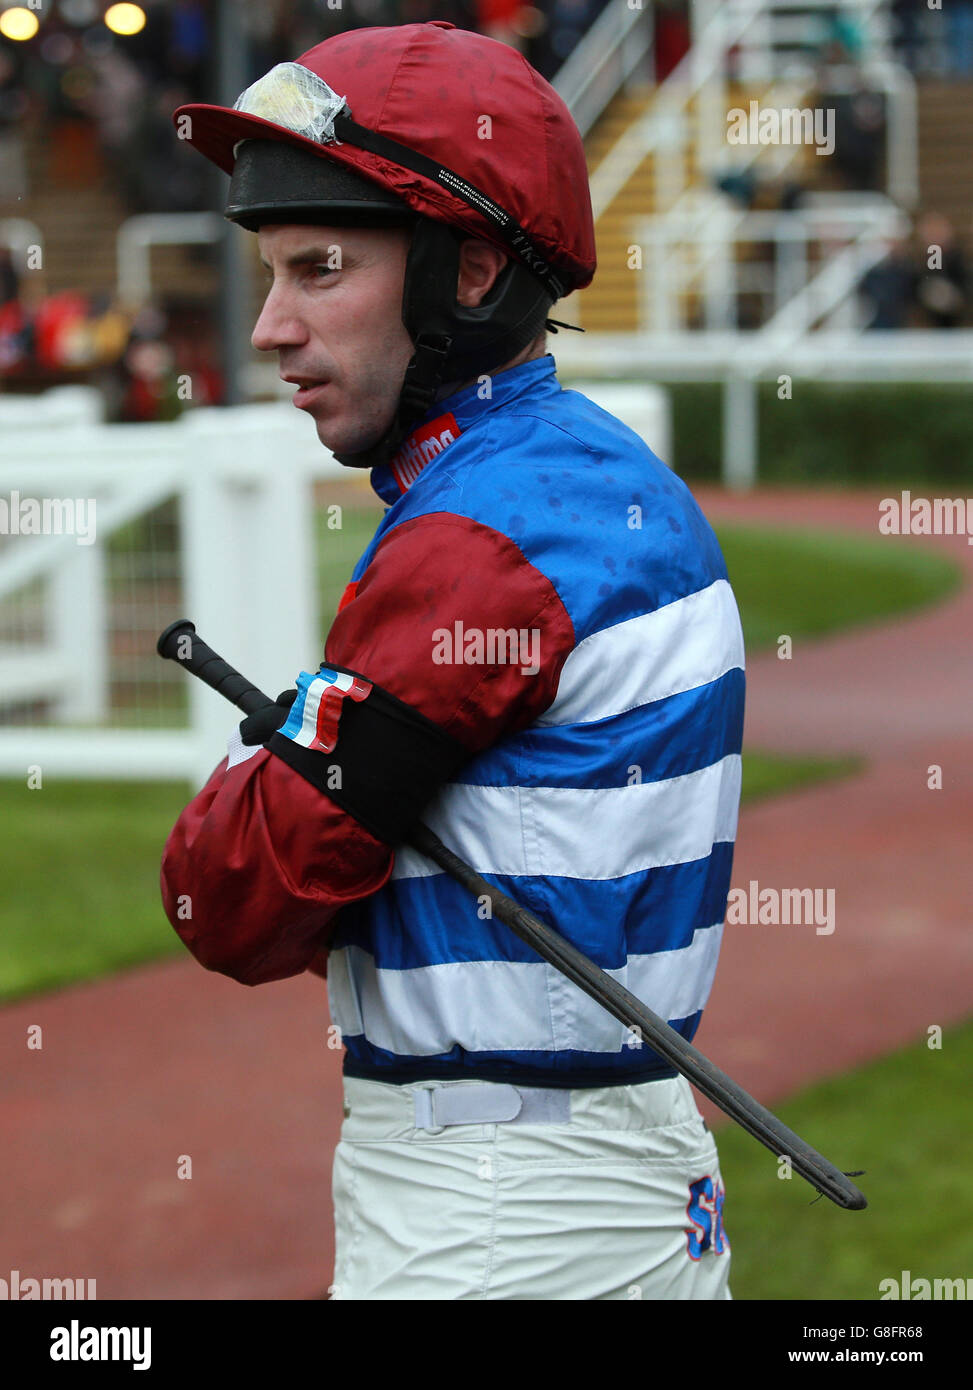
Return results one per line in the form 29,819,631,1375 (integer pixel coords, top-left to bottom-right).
282,375,331,409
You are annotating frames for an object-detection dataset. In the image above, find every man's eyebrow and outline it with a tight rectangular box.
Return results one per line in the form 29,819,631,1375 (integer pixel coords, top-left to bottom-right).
259,247,346,271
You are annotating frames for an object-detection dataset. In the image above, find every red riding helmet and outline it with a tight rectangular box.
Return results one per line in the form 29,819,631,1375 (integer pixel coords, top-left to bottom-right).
173,20,596,467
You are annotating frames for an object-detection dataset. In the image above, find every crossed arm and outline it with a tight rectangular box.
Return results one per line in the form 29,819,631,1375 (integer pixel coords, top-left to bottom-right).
159,512,574,985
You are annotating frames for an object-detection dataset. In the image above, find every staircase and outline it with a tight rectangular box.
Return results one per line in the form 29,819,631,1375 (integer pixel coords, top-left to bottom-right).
582,86,662,334
916,83,973,242
0,116,219,305
582,80,820,333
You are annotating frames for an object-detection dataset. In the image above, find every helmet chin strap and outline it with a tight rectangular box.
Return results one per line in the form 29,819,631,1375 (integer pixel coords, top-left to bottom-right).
331,220,461,471
332,219,564,472
331,331,452,471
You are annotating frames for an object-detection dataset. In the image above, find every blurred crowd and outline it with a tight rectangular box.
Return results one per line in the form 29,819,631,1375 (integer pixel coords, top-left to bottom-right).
0,0,640,218
1,0,969,219
892,0,973,76
0,1,971,411
860,213,969,330
0,246,222,420
0,0,658,418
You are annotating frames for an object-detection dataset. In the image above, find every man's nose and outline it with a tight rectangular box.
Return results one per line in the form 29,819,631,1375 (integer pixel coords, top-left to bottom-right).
251,283,308,353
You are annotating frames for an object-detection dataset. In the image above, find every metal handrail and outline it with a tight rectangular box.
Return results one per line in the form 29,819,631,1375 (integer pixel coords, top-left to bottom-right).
0,218,44,271
589,0,917,224
116,212,224,306
589,0,770,221
638,194,907,332
552,2,654,140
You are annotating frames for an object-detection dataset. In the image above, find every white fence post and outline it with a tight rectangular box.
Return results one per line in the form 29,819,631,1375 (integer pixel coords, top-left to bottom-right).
722,373,758,491
48,545,108,723
179,425,319,786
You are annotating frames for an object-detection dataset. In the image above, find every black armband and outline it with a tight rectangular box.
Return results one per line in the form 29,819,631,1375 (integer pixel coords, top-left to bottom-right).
264,663,469,846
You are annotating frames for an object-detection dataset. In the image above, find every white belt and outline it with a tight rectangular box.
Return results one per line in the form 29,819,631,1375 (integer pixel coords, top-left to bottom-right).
413,1083,572,1133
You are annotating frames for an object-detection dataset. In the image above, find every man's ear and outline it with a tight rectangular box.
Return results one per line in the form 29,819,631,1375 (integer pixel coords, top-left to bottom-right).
456,239,509,308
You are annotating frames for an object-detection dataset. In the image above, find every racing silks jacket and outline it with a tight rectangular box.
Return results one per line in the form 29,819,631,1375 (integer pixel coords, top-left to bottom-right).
161,353,745,1088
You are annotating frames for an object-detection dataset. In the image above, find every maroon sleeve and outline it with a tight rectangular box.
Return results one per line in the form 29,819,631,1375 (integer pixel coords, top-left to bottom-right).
160,512,574,986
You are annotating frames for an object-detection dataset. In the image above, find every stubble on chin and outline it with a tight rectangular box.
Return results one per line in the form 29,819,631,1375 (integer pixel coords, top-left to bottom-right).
316,354,410,460
313,399,397,462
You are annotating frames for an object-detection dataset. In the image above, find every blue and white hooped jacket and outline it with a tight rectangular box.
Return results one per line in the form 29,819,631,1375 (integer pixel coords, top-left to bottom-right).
162,354,745,1089
327,354,745,1088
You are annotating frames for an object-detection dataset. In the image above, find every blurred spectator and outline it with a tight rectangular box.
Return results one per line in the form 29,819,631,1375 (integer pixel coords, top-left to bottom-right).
0,295,29,372
0,47,28,201
117,305,182,421
112,0,176,88
167,0,210,99
0,245,17,304
531,0,611,81
891,0,973,75
0,245,28,370
118,82,211,213
859,237,916,329
891,0,924,75
913,213,968,329
824,11,865,63
948,1,973,76
477,0,525,48
167,302,223,406
85,45,148,175
825,80,887,193
655,0,691,83
31,290,130,371
0,270,136,379
119,336,182,421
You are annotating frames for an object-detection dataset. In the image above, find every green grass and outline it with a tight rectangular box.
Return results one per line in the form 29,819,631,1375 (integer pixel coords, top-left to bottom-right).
0,752,865,1004
318,513,965,656
716,523,963,651
0,780,191,1000
661,379,973,486
315,505,382,639
741,749,864,803
717,1020,973,1300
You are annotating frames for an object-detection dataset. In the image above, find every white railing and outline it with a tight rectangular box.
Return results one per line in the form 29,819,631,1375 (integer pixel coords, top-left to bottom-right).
0,385,104,429
554,330,973,490
0,400,333,784
0,217,43,271
731,0,893,81
552,1,654,139
751,198,908,338
0,382,672,783
638,192,907,331
589,0,775,222
588,0,917,226
116,211,224,306
868,56,919,209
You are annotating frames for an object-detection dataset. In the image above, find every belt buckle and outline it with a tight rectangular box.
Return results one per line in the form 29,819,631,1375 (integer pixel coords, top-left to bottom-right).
413,1086,446,1134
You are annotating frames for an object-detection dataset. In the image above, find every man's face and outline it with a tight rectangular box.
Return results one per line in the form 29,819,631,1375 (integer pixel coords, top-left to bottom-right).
253,222,416,461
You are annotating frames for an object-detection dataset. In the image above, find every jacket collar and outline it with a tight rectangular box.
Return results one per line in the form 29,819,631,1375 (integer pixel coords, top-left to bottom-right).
370,353,559,504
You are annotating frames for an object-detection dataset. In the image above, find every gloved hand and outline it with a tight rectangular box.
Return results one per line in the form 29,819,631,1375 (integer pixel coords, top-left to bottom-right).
239,690,298,747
